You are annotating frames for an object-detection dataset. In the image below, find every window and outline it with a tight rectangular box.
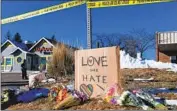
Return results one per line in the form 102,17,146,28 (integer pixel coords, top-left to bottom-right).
40,57,46,64
6,58,12,65
17,57,22,63
171,56,177,64
1,59,4,65
171,56,176,60
28,57,31,64
1,56,4,65
35,57,38,64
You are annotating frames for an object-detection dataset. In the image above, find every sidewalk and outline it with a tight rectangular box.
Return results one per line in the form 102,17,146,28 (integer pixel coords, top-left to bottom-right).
1,71,40,74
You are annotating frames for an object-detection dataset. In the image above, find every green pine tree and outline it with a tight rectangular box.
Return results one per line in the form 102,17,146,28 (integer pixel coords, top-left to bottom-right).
13,32,22,43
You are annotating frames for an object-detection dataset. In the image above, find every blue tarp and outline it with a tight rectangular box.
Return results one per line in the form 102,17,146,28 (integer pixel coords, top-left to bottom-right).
145,88,177,95
17,88,49,103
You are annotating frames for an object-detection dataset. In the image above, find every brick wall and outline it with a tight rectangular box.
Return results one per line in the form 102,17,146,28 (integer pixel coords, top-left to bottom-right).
158,51,170,63
156,33,170,63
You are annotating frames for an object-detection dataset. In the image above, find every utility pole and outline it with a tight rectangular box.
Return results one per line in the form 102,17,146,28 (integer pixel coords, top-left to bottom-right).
87,2,92,49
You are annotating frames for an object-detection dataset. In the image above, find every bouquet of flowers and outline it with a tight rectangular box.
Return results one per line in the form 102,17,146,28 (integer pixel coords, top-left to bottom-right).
132,89,167,110
104,83,123,104
48,85,63,101
53,90,88,110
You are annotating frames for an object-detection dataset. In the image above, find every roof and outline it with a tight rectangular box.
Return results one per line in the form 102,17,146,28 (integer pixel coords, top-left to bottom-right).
29,37,55,51
10,48,34,55
11,40,29,51
1,40,29,51
156,31,177,33
2,38,78,53
26,43,34,49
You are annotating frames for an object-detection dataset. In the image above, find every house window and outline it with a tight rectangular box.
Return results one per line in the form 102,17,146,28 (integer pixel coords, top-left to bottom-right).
28,58,31,64
6,58,12,65
171,56,176,60
171,56,177,64
1,56,4,65
17,56,22,63
40,57,46,65
35,57,38,64
1,59,4,65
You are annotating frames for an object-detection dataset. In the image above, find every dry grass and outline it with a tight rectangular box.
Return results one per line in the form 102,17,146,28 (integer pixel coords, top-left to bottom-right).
7,98,55,110
7,98,140,110
121,68,177,90
47,43,74,80
69,98,140,110
157,93,177,100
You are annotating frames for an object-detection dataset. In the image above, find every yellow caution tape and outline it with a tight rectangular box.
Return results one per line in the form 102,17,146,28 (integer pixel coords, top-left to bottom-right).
1,1,85,25
1,0,174,24
87,0,173,8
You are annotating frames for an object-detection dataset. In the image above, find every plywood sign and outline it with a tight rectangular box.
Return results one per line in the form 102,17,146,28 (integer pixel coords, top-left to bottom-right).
75,46,121,98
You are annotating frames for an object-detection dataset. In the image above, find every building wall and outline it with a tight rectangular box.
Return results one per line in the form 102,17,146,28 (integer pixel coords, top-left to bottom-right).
12,50,26,72
1,42,17,57
1,43,17,72
158,31,177,44
32,40,53,56
156,32,177,63
158,51,170,63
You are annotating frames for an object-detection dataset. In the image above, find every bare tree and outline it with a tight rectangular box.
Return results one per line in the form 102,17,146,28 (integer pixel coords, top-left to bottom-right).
93,29,155,59
130,29,155,58
121,34,137,58
93,33,137,58
93,33,123,48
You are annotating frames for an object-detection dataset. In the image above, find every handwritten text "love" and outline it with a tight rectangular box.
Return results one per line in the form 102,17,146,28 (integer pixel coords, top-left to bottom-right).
82,56,108,67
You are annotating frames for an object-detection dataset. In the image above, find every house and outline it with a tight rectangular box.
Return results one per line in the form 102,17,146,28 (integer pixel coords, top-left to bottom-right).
28,37,57,71
1,40,34,72
1,37,77,72
156,31,177,64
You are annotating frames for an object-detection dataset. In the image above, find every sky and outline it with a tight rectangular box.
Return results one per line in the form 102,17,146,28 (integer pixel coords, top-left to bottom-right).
1,1,177,60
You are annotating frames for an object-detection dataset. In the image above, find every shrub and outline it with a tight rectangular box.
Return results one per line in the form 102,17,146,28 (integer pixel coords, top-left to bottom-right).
47,43,74,81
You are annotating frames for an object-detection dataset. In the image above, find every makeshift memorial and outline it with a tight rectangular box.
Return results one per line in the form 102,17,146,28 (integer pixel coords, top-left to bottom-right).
103,85,169,110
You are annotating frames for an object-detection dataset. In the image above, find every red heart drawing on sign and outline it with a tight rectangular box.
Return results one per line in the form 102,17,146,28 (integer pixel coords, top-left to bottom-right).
88,59,92,63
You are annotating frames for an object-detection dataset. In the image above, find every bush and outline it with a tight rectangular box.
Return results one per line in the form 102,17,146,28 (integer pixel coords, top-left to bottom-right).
47,43,74,81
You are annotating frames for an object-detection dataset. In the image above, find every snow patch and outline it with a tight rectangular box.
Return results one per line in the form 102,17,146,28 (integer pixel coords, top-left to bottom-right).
120,50,177,72
165,100,177,106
